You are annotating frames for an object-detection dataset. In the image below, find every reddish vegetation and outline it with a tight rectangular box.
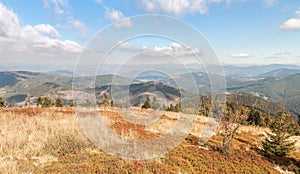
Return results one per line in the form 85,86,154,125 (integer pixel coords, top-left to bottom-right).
1,107,299,173
160,114,177,121
2,107,44,116
110,121,157,140
101,110,158,140
1,107,75,115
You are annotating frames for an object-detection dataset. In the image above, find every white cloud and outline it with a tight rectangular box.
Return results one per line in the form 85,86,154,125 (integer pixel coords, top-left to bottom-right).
31,24,61,38
230,53,250,58
280,18,300,30
106,9,124,21
118,40,131,49
274,51,291,56
97,1,132,28
120,41,200,57
43,0,68,16
69,19,89,38
0,3,82,54
105,9,132,28
96,0,103,4
114,18,132,28
263,0,277,6
43,0,90,39
0,3,21,38
142,0,156,11
279,8,300,30
142,0,226,15
57,18,89,39
264,52,292,59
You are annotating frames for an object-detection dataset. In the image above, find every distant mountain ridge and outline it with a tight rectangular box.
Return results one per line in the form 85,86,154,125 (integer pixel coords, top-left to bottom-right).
223,64,300,76
256,68,300,79
1,67,300,116
0,71,138,106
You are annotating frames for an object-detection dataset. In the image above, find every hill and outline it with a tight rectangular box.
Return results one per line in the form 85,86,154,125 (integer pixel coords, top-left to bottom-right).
95,81,181,107
256,68,300,79
1,108,299,173
0,72,18,87
228,74,300,116
158,69,300,116
223,64,300,77
0,71,137,106
1,70,300,117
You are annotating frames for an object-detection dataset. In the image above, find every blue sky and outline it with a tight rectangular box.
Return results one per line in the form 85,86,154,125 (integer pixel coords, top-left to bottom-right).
0,0,300,70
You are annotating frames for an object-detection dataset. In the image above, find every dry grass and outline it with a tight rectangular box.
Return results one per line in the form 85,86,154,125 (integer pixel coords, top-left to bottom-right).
0,107,90,173
0,107,299,173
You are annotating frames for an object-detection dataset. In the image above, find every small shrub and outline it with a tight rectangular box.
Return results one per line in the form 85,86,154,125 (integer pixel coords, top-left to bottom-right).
185,134,200,146
43,134,85,156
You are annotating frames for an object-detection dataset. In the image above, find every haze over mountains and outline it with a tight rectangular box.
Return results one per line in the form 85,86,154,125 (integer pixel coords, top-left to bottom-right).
1,64,300,116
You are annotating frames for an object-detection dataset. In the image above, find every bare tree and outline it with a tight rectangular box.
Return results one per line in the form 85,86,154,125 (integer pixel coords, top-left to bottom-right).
221,102,249,154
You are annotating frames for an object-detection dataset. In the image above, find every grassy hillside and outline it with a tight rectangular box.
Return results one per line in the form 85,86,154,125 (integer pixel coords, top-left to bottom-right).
1,108,299,173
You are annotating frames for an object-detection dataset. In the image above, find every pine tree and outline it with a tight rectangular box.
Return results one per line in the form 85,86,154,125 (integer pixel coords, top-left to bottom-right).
42,97,52,107
86,99,92,107
162,104,166,111
37,96,43,107
24,93,30,107
55,98,63,107
0,97,6,107
265,110,273,128
175,103,181,112
100,93,110,107
151,96,160,110
166,103,175,111
110,100,114,107
199,96,211,116
262,107,296,157
247,109,262,126
142,96,151,109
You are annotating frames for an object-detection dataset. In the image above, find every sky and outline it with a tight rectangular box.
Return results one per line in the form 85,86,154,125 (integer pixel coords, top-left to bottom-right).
0,0,300,71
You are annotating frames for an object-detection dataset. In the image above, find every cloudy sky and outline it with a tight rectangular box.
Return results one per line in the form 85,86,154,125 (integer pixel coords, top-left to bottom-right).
0,0,300,71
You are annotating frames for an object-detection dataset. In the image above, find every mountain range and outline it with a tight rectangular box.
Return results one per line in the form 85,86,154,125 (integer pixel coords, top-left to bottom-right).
1,64,300,116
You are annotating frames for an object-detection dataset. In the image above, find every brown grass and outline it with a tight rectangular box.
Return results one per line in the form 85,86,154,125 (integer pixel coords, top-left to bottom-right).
0,107,298,173
0,107,90,173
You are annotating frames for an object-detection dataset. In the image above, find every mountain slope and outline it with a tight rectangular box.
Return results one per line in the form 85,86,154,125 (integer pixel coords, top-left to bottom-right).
228,74,300,115
223,64,300,76
0,71,137,106
95,81,182,107
256,68,300,79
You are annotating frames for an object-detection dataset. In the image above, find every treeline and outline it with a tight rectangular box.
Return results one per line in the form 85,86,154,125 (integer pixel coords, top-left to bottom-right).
37,96,65,108
199,94,300,126
0,95,70,108
141,96,181,112
226,94,281,117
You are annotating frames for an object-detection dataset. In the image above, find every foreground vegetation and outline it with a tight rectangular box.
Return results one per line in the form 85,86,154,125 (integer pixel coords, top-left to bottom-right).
1,107,299,173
